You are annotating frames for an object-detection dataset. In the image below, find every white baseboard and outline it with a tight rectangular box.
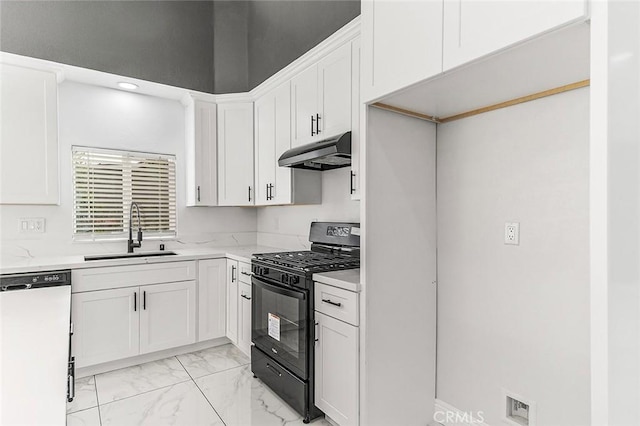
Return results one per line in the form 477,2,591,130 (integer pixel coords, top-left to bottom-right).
76,337,231,377
432,399,491,426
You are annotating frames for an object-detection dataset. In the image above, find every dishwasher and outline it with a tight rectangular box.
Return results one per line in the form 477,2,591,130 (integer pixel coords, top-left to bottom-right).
0,270,74,425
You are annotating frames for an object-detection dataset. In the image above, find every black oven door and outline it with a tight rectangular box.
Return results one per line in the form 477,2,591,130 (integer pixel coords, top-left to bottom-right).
252,275,308,379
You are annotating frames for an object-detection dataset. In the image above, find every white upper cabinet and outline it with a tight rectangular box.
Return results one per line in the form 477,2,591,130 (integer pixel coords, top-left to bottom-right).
442,0,588,71
317,42,352,140
255,82,322,206
186,99,218,206
291,65,320,148
0,64,59,204
291,42,352,147
350,37,362,201
361,0,443,103
217,102,255,206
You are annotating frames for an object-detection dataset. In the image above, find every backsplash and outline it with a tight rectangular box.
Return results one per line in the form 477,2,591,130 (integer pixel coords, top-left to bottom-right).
0,81,257,264
256,168,360,250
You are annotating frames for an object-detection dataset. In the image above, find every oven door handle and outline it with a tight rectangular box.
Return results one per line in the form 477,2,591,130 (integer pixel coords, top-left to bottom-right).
253,277,306,300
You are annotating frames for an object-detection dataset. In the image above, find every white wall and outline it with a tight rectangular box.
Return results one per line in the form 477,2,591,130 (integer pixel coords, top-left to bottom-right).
436,88,590,425
592,1,640,424
256,167,360,249
362,107,437,426
0,81,257,262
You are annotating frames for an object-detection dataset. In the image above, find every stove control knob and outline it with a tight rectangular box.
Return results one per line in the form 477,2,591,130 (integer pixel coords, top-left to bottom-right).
263,267,269,275
290,276,299,285
280,274,288,284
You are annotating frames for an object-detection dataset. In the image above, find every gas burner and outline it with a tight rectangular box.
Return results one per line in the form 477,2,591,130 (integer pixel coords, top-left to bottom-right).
253,250,359,274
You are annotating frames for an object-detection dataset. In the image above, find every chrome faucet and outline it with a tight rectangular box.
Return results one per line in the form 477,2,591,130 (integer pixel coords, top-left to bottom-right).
128,202,143,253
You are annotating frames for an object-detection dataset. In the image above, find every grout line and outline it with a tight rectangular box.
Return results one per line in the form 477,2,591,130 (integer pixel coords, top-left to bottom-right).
93,375,103,426
176,356,228,426
96,377,193,408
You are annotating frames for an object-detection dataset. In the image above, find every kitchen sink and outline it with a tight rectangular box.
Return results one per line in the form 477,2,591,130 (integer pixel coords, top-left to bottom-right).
84,251,178,261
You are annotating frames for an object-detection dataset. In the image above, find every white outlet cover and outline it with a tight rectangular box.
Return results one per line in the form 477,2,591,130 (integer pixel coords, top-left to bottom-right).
505,222,520,245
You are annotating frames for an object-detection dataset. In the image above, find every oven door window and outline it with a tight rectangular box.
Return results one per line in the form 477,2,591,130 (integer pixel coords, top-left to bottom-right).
252,277,308,379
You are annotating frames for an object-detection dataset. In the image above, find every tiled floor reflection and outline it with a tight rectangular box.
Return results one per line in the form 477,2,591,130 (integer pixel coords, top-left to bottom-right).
67,344,331,426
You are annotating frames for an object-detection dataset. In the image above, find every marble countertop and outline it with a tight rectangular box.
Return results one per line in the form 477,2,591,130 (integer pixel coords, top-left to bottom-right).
0,245,286,275
313,268,360,292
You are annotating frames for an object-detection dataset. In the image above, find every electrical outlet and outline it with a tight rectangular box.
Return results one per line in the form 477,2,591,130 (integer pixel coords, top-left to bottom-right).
19,218,46,234
505,222,520,245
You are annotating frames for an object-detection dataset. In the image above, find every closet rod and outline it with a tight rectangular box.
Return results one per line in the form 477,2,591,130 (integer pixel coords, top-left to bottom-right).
371,79,590,124
439,79,590,123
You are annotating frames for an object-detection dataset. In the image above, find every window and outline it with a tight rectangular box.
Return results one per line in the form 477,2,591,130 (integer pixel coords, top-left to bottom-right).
72,147,176,240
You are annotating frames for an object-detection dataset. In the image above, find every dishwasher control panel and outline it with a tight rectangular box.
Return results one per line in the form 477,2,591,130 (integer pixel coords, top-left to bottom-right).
0,270,71,291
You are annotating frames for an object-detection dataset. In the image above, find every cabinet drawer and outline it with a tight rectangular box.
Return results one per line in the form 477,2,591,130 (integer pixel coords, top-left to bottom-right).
314,282,359,326
239,261,252,284
72,261,196,293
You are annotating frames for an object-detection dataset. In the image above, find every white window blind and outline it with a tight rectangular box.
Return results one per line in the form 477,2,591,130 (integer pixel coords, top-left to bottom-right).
72,147,176,240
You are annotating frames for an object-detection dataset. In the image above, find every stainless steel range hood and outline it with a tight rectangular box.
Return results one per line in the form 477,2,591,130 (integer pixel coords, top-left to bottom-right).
278,132,351,171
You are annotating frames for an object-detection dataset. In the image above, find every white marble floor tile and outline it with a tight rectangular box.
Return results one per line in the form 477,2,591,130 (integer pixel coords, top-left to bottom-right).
196,365,328,426
67,376,99,414
66,407,101,426
95,356,190,404
176,344,250,378
99,380,224,426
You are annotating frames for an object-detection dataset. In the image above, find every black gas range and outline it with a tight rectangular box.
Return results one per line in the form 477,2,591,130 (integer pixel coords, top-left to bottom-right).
250,222,360,424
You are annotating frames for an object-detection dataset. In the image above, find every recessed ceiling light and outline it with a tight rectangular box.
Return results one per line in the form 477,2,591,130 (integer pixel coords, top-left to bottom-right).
117,82,138,90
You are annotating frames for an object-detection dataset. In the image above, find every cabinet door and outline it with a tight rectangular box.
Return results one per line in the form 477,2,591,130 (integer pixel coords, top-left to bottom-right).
254,92,277,205
72,288,139,368
272,83,294,204
315,312,359,426
218,102,255,206
226,260,239,344
139,281,196,354
350,37,362,201
318,42,352,139
361,0,443,103
198,259,227,342
191,100,218,206
238,282,252,356
256,82,294,205
0,64,59,204
291,65,319,148
218,102,254,206
443,0,587,71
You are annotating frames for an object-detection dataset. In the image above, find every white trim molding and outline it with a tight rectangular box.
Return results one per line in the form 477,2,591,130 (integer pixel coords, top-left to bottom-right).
433,399,492,426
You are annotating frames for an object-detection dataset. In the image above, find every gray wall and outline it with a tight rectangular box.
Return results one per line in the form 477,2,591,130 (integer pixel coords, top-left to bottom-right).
0,1,216,93
213,1,249,93
247,1,360,89
1,1,360,94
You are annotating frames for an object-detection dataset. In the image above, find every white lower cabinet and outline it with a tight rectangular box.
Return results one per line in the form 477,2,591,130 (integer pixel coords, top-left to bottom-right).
198,259,227,342
139,281,196,354
72,287,140,368
315,311,359,426
226,259,239,344
238,281,252,356
73,281,196,368
314,281,360,426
